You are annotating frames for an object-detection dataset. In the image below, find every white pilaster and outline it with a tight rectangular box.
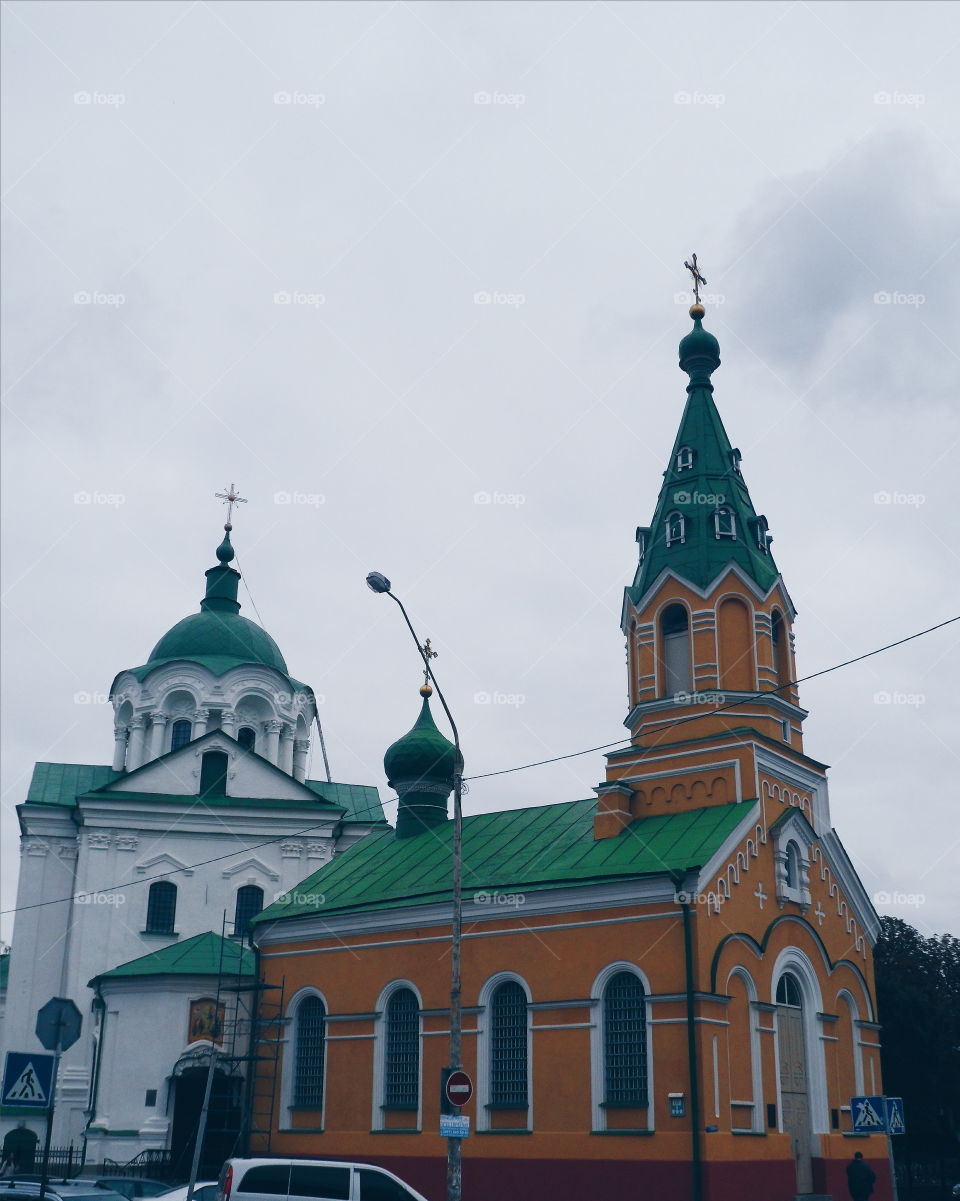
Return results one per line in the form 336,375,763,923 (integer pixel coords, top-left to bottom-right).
112,726,128,772
265,720,283,765
149,712,167,761
126,716,146,771
293,738,310,783
279,725,294,775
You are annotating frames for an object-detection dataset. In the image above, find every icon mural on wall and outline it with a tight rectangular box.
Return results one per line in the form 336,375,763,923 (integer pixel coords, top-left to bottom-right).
188,998,225,1045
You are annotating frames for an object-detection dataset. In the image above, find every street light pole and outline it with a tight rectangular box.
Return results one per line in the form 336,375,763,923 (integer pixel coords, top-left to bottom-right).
366,574,464,1201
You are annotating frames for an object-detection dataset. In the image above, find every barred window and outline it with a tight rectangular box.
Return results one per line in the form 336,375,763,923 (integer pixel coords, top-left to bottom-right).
170,719,192,751
603,971,648,1106
234,885,264,937
490,981,528,1107
383,988,419,1109
145,880,177,934
293,995,326,1108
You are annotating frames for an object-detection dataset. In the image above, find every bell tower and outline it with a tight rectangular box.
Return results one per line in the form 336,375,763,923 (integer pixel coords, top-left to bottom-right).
595,289,823,841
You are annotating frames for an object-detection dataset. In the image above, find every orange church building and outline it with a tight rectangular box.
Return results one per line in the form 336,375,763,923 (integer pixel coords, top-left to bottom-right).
250,303,890,1201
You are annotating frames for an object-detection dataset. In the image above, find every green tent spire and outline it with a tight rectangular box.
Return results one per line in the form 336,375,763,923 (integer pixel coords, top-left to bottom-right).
627,305,780,604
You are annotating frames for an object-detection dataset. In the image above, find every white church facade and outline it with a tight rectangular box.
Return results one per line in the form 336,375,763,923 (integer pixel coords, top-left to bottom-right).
0,522,386,1173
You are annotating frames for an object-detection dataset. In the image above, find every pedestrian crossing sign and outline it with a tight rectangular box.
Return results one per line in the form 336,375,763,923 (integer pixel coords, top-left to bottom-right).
885,1096,906,1135
2,1052,55,1108
852,1095,887,1132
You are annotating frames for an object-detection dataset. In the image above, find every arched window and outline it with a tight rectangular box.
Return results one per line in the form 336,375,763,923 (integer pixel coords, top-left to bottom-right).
714,507,736,539
665,511,685,546
170,719,192,752
776,973,802,1007
293,995,326,1108
785,842,802,890
730,448,743,475
660,604,691,696
237,726,256,752
489,981,528,1107
145,880,177,934
676,446,694,471
771,610,790,687
199,750,228,797
384,988,420,1110
234,884,264,937
753,514,770,552
603,971,648,1106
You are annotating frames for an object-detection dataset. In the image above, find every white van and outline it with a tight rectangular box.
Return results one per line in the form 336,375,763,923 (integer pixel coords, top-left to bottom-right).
216,1159,431,1201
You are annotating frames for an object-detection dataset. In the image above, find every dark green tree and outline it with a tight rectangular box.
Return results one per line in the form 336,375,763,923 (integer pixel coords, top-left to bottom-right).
874,917,960,1153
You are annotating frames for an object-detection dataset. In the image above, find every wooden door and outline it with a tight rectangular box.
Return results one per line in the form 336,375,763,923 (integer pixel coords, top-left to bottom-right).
777,1006,813,1194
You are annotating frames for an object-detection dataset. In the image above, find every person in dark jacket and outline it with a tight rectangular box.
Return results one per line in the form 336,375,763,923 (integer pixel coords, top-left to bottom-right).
846,1151,877,1200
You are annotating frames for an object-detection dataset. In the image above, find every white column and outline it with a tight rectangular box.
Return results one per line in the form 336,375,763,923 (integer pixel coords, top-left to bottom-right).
112,726,128,772
293,738,310,783
149,712,167,761
193,708,210,738
220,708,236,739
265,720,283,765
125,716,146,771
279,725,295,775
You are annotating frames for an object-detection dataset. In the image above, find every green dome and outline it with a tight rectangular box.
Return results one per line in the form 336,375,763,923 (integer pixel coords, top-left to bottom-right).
384,695,457,787
148,610,288,673
679,312,721,383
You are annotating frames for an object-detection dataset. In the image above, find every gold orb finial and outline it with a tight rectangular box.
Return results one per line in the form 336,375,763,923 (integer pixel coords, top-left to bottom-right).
420,683,433,697
689,303,705,320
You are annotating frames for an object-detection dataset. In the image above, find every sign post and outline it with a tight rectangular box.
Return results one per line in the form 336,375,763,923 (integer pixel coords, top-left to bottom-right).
851,1096,905,1201
34,999,83,1201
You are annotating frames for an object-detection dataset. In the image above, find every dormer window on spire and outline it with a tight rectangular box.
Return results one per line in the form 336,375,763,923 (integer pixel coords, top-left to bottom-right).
635,526,651,562
676,447,694,472
665,512,686,546
713,507,736,539
730,448,742,475
751,515,770,553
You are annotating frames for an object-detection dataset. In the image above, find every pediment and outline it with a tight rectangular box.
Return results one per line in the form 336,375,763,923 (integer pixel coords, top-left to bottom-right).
95,731,322,805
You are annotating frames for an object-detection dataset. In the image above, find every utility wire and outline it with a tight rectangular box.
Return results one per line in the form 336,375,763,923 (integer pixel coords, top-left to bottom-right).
464,615,960,781
3,615,956,917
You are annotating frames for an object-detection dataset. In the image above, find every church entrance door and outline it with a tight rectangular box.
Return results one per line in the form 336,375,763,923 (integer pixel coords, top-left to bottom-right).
777,973,813,1195
170,1068,241,1179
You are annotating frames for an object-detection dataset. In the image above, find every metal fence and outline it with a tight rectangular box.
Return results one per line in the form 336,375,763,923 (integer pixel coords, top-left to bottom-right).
895,1154,960,1201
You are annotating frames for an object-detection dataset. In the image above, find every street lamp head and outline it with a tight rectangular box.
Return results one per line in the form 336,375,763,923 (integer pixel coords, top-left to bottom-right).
366,572,392,594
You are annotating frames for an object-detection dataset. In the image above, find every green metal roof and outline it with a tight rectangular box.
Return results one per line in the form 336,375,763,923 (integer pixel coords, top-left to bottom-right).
0,954,9,990
627,314,780,604
304,780,389,824
79,789,347,813
26,762,120,807
147,611,289,675
254,798,752,924
91,931,254,984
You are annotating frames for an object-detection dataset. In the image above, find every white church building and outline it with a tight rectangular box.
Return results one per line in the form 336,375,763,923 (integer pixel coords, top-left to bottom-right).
0,522,386,1174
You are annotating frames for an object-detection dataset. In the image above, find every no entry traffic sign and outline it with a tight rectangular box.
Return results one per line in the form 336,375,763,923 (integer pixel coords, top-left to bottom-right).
444,1070,474,1108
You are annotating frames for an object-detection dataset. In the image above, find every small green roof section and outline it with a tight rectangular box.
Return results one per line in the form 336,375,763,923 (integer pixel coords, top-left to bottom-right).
0,954,9,990
26,762,120,807
91,931,255,985
255,798,751,924
628,310,780,603
304,780,389,824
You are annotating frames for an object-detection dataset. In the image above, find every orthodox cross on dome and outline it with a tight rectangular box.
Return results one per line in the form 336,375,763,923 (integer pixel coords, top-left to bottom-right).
215,482,247,529
420,637,438,687
683,253,707,305
754,882,768,910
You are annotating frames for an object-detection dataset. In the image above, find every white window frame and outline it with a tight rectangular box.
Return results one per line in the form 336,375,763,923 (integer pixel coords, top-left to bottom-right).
280,986,328,1129
665,511,686,546
774,816,812,910
714,507,736,539
589,962,653,1133
838,989,865,1098
726,967,763,1132
676,447,694,471
371,980,423,1132
476,972,532,1133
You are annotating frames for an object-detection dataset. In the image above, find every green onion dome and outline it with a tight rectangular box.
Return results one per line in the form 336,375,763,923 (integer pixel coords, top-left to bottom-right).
384,686,457,837
679,303,720,387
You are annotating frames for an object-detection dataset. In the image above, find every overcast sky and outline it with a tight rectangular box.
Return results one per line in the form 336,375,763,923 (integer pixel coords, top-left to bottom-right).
2,0,958,944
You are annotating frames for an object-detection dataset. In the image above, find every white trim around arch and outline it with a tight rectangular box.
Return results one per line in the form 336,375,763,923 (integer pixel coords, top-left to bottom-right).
726,966,763,1133
476,972,532,1133
280,986,328,1130
589,961,654,1133
371,979,423,1132
837,989,865,1097
771,948,829,1136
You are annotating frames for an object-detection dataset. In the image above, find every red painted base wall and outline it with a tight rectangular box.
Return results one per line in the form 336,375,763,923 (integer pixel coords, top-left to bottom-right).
321,1153,894,1201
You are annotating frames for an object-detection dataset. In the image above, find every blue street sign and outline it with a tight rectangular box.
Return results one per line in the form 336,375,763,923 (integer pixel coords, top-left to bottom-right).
852,1095,887,1133
439,1114,470,1139
2,1052,56,1108
885,1096,906,1135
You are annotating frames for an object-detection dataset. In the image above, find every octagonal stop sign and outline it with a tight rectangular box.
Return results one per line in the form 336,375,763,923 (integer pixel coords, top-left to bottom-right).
36,997,82,1053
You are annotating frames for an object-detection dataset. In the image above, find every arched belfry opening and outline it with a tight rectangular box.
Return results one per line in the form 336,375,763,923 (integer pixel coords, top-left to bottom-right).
660,604,691,697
